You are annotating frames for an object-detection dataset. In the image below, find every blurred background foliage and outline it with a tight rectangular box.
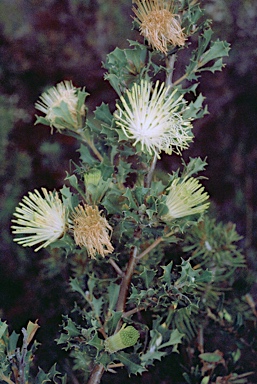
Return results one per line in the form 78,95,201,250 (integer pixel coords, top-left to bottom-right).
0,0,257,382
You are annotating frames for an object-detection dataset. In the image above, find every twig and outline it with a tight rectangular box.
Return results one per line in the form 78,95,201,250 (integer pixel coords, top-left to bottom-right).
122,306,145,318
108,258,124,277
137,237,163,260
165,54,176,88
145,154,158,188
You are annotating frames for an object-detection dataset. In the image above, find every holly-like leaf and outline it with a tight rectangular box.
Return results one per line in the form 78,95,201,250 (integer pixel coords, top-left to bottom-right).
160,261,173,286
94,102,113,126
159,329,184,349
116,351,147,376
26,320,40,345
79,144,98,165
140,267,156,289
181,157,208,178
108,283,120,311
70,277,88,301
87,333,104,352
105,311,123,335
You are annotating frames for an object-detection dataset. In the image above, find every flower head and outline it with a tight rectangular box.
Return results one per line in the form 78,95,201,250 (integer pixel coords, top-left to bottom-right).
35,80,87,132
72,204,114,258
114,79,193,158
162,177,210,221
132,0,186,54
104,324,140,353
12,188,67,252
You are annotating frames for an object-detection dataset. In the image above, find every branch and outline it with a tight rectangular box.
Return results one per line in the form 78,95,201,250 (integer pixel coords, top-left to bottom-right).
145,154,158,188
115,246,138,314
108,258,124,277
87,364,105,384
165,54,177,88
137,237,163,260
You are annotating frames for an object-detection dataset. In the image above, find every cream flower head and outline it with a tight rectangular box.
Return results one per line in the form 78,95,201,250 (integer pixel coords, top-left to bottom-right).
72,204,114,259
12,188,67,252
162,177,210,221
35,80,86,132
114,79,193,158
132,0,186,54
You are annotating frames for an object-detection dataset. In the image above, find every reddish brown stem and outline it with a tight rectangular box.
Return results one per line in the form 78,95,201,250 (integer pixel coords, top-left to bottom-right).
87,247,138,383
87,364,105,384
116,246,138,313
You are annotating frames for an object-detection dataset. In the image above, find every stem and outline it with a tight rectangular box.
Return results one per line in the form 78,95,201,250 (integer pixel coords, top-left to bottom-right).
122,306,145,318
173,72,188,86
87,248,138,384
165,54,176,88
87,364,105,384
116,246,138,314
145,154,158,188
82,137,103,162
108,258,124,277
137,237,163,260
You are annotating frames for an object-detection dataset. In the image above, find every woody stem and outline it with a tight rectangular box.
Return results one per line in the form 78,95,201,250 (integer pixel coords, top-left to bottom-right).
116,246,138,314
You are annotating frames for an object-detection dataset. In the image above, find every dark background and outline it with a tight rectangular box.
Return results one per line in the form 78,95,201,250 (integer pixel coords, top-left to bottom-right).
0,0,256,382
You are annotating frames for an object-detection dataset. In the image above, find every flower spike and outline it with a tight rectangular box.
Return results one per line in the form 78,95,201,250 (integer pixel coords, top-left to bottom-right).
133,0,186,54
115,79,193,158
12,188,67,252
162,177,210,221
72,204,114,259
35,80,87,132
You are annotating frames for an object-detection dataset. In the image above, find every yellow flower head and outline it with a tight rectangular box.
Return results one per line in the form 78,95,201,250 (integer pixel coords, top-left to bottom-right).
35,80,86,132
162,177,210,221
12,188,67,252
72,204,114,259
132,0,186,54
115,79,193,158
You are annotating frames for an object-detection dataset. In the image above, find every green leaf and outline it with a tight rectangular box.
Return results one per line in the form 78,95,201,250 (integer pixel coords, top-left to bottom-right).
183,93,209,120
105,311,123,335
65,173,78,189
70,277,88,301
159,329,184,349
92,296,104,318
108,283,120,311
63,317,80,338
199,40,230,68
160,261,173,286
79,144,98,165
94,103,113,126
7,331,19,356
140,267,156,289
116,351,147,375
123,188,138,210
141,349,167,366
199,352,223,363
0,321,8,339
101,189,123,214
87,333,104,352
181,157,208,178
60,185,79,209
97,351,113,368
34,367,52,384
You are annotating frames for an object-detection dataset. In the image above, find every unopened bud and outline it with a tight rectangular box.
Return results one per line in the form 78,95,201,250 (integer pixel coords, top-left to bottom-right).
104,325,139,353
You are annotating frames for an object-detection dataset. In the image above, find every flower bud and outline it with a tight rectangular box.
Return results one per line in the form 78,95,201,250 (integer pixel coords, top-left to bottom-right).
104,325,139,353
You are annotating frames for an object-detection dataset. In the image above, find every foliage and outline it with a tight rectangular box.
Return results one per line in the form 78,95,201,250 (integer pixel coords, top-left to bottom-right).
0,1,256,384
